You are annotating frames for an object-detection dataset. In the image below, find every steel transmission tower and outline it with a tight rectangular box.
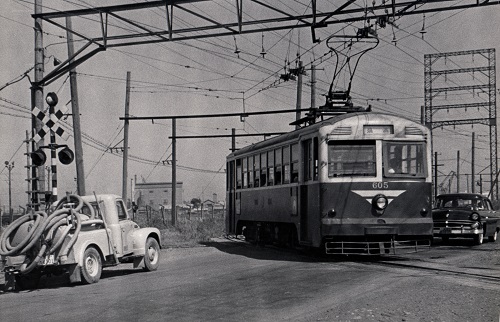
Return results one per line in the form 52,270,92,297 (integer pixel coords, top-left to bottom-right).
424,48,497,200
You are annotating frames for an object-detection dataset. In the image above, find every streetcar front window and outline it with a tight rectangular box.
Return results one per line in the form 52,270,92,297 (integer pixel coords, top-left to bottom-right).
328,141,376,177
383,142,426,178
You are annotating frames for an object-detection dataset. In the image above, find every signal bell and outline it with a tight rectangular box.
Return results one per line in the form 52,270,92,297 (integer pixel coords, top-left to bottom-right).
58,147,74,165
31,149,47,166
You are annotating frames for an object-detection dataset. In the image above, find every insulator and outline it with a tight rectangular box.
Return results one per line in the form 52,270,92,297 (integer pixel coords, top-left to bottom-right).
420,14,427,39
260,32,266,59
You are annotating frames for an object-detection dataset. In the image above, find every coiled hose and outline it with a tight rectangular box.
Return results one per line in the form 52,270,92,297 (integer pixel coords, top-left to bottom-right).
0,194,98,275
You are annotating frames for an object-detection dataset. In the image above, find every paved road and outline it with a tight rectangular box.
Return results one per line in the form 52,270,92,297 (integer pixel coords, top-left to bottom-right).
0,238,499,322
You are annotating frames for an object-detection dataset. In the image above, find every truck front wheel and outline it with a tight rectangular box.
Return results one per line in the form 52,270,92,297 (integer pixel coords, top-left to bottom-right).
81,247,102,284
143,237,160,271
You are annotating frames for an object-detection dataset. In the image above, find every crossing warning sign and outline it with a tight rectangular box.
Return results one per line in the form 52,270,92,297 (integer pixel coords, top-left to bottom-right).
32,105,69,142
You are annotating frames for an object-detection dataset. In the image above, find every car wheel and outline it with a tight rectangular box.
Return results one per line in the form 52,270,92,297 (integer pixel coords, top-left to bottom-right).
81,247,102,284
473,233,484,245
488,230,498,242
143,237,160,272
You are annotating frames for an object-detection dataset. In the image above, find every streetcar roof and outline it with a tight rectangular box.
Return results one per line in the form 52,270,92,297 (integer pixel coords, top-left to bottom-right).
228,111,425,159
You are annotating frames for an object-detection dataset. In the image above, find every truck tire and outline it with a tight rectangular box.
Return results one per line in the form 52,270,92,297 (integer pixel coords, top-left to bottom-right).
143,237,160,272
81,247,102,284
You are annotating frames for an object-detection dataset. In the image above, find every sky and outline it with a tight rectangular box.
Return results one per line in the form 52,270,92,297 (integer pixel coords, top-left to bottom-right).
1,0,499,212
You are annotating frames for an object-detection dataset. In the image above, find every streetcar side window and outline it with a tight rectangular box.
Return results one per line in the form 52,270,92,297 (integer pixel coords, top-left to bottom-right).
236,159,242,189
291,143,299,182
303,138,319,181
248,156,254,188
328,141,376,177
227,161,235,191
260,152,267,186
254,155,260,187
267,150,274,186
304,139,313,181
243,157,248,188
275,148,282,185
383,142,426,178
283,145,290,184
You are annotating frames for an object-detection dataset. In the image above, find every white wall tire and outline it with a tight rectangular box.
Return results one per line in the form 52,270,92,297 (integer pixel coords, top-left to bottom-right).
488,230,498,242
473,233,484,245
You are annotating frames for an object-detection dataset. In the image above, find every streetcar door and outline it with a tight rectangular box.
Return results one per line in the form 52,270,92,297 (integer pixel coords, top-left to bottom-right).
227,160,236,234
299,139,314,242
299,185,309,242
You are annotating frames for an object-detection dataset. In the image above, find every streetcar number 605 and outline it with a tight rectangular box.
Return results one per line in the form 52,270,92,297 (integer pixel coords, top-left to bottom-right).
372,182,389,189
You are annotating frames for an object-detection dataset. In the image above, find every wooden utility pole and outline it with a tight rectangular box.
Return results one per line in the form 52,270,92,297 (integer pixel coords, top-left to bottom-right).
434,152,438,198
456,150,460,193
471,132,475,193
122,72,131,203
231,128,236,152
66,16,85,196
295,60,303,130
32,0,45,210
310,64,316,110
172,118,177,225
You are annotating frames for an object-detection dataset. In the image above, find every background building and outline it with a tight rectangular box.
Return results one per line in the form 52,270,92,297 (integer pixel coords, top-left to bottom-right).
135,182,183,210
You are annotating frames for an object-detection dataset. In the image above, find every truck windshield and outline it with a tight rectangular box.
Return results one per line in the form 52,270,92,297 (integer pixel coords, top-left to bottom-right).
328,141,376,177
383,141,426,178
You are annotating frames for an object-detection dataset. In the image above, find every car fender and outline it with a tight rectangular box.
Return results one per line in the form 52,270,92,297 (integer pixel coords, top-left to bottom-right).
130,228,162,256
483,218,499,236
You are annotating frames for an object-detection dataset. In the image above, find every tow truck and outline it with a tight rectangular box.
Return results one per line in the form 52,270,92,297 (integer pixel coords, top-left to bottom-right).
0,194,161,290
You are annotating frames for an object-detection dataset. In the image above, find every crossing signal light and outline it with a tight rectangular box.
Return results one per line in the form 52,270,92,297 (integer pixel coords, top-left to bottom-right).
46,92,58,107
58,147,74,165
31,149,47,166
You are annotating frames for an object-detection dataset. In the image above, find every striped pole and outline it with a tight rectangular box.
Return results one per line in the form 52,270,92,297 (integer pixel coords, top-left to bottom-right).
50,131,57,203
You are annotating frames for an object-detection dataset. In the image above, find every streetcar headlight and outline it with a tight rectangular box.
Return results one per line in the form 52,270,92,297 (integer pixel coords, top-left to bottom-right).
372,194,388,210
420,208,428,217
470,213,479,221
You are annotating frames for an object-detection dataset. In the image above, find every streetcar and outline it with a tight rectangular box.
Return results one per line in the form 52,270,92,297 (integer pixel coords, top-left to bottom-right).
226,111,433,255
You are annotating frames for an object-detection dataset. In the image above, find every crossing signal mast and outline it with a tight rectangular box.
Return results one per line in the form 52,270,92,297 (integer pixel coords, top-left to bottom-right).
29,92,75,206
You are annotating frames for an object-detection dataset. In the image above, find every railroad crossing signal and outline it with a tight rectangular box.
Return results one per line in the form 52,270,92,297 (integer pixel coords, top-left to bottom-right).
30,92,74,166
32,93,69,143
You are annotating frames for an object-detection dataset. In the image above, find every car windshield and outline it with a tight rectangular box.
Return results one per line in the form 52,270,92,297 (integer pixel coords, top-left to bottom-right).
435,196,485,209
